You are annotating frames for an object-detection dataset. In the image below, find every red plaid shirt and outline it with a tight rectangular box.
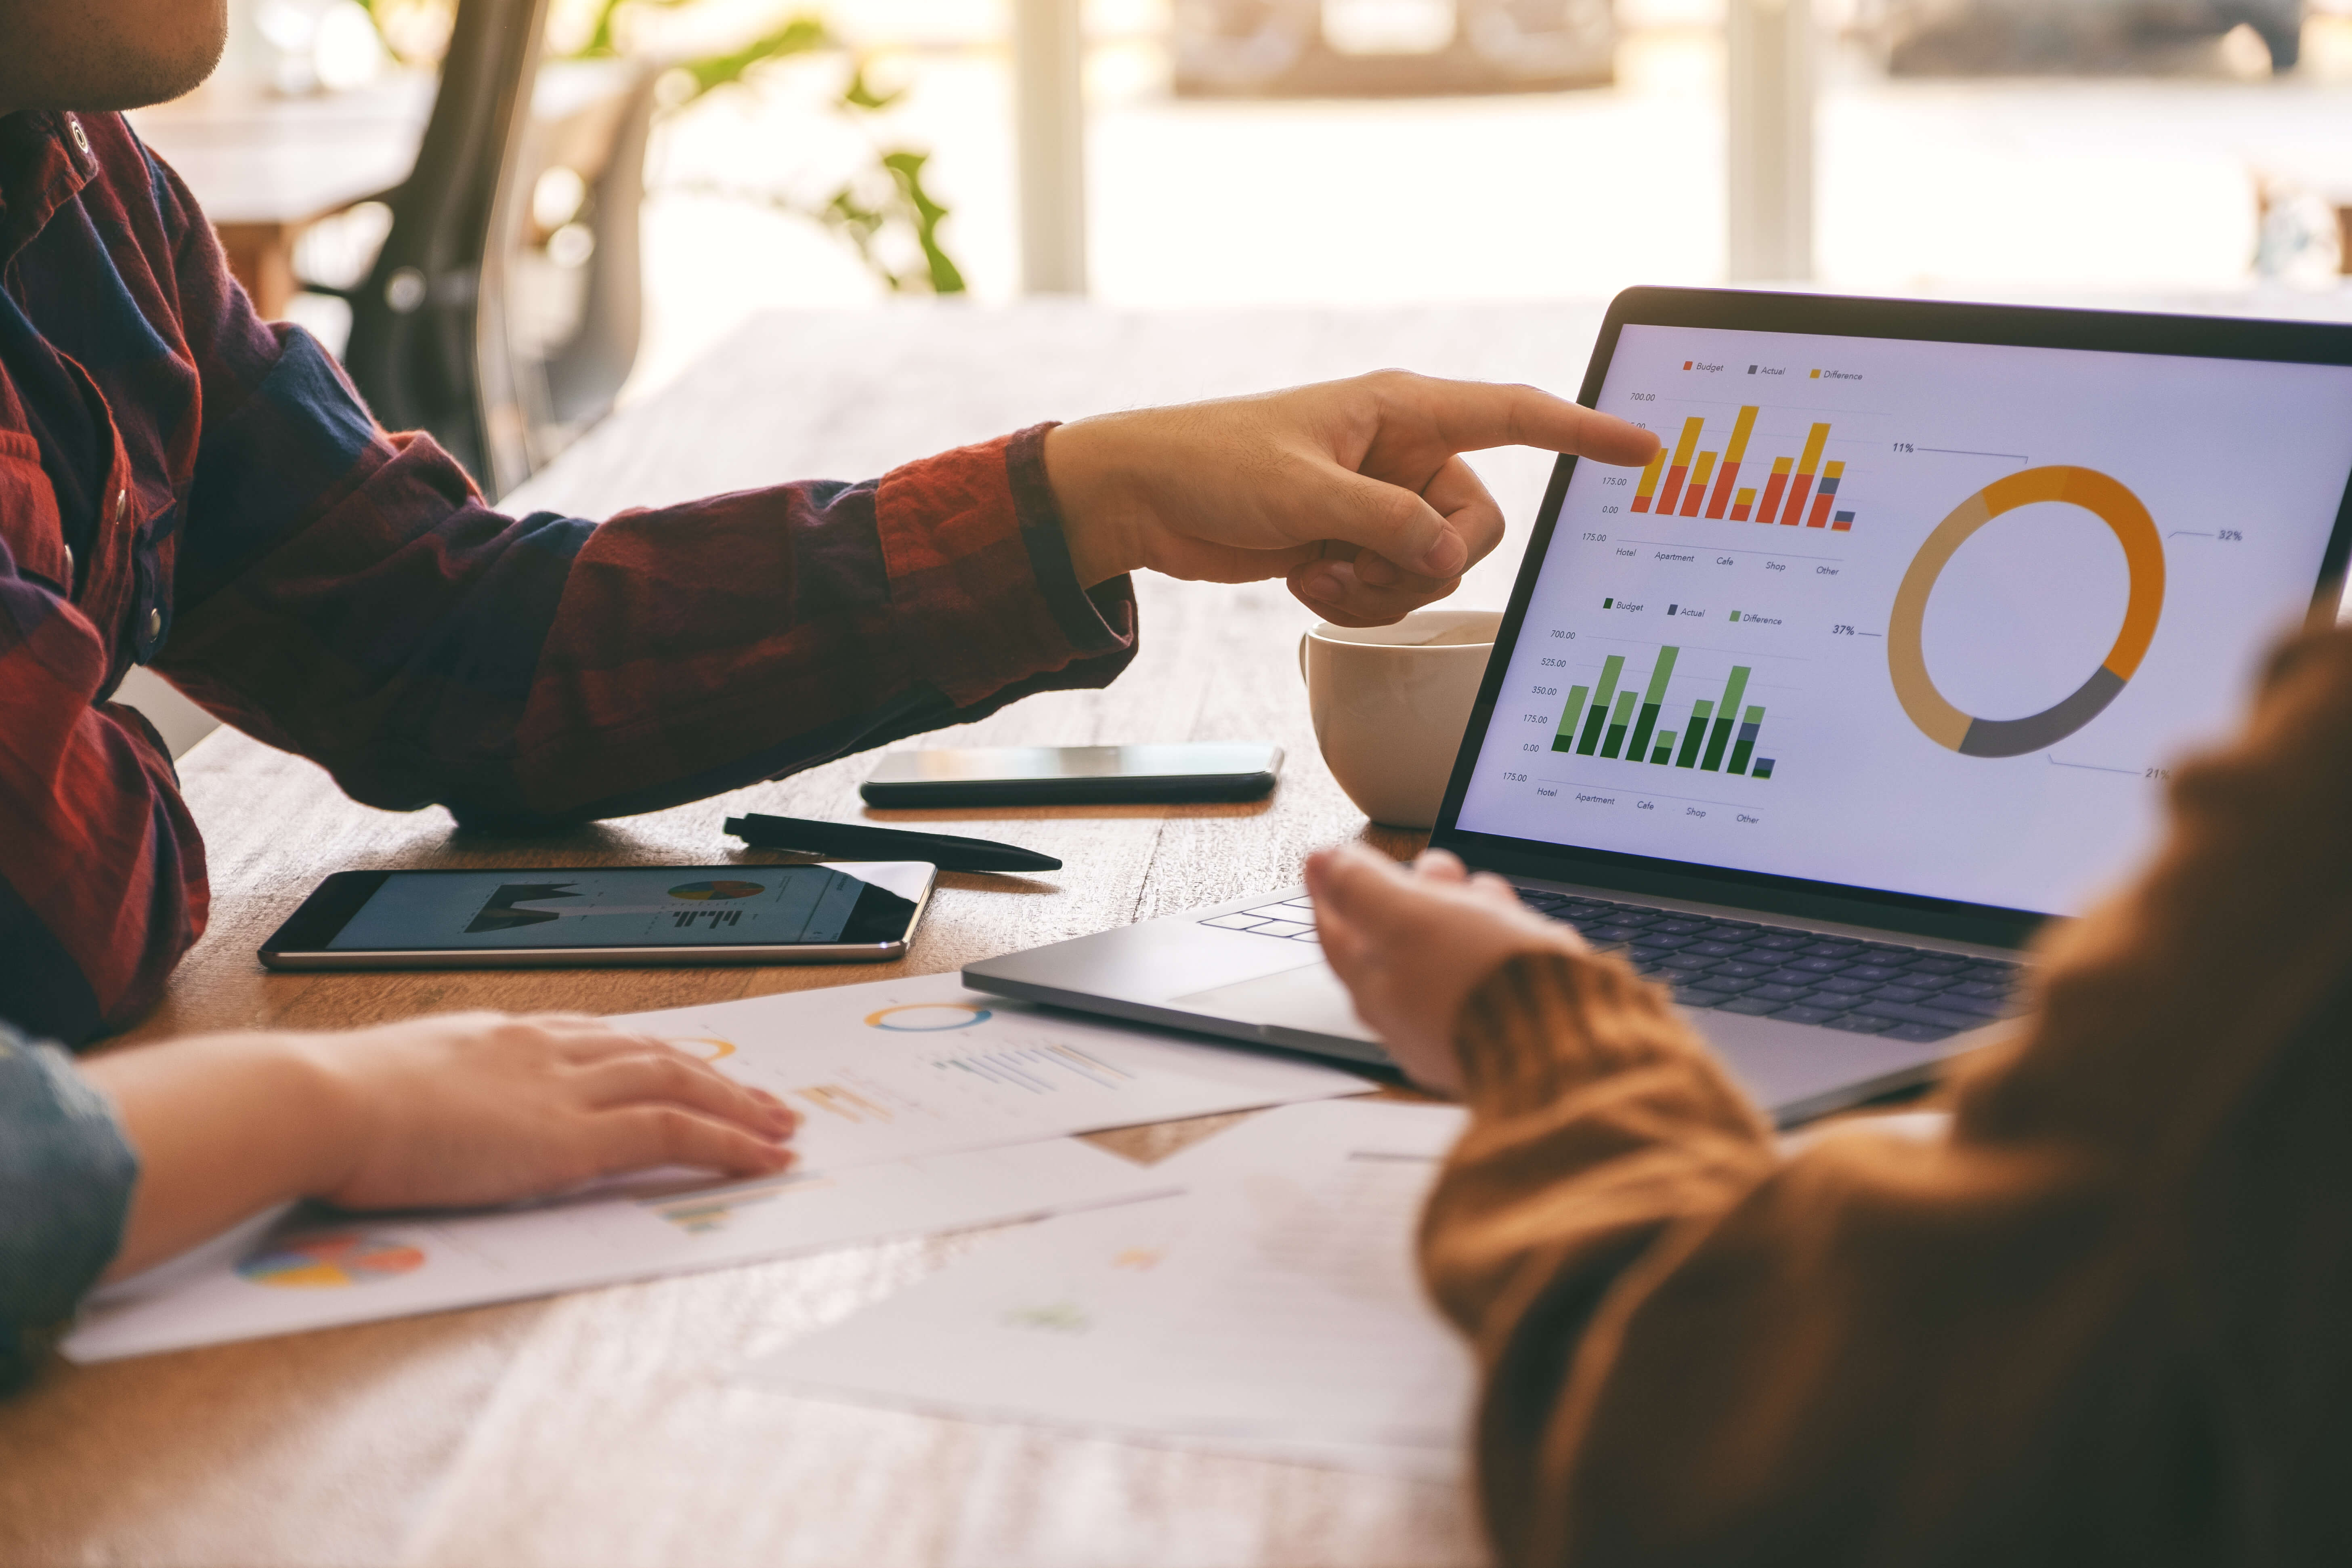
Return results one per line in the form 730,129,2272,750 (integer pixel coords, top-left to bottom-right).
0,109,1137,1045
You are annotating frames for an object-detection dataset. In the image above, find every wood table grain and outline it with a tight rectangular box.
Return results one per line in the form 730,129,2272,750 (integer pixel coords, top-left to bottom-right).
0,302,1610,1568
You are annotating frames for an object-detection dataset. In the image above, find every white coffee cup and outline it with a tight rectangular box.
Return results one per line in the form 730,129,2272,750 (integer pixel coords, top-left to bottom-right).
1299,608,1502,830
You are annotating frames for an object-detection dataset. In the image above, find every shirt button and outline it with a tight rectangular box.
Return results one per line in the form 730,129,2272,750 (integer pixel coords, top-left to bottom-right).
146,608,163,641
115,487,130,525
66,115,90,156
61,544,74,584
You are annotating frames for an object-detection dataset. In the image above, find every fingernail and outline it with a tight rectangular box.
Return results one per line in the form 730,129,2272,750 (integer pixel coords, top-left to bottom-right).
1418,535,1467,577
1302,570,1342,603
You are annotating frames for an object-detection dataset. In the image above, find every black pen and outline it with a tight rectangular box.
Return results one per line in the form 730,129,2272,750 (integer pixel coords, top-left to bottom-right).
723,813,1063,873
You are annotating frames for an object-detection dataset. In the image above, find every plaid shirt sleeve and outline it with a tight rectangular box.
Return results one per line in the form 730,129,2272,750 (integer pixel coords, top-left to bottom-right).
0,113,1136,1044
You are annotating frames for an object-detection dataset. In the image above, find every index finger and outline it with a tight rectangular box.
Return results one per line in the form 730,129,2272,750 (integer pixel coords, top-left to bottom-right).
1404,376,1662,468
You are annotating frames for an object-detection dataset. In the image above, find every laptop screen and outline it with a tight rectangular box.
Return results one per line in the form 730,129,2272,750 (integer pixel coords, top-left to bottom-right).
1451,315,2352,923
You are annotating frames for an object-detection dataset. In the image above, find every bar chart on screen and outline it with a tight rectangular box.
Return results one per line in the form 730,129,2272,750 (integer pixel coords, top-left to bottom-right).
1625,402,1863,532
1527,635,1800,805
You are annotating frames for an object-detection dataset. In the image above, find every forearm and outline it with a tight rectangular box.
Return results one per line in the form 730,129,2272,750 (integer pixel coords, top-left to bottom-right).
1421,951,1788,1565
81,1034,347,1282
164,409,1136,823
1423,949,1776,1329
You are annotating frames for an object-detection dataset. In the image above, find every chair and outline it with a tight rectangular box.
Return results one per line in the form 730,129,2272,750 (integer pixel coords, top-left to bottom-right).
322,0,550,497
500,60,659,474
312,0,656,500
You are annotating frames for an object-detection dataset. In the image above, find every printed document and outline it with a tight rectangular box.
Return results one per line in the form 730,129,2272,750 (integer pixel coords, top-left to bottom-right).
610,971,1374,1172
738,1100,1478,1479
67,973,1369,1362
67,1139,1175,1363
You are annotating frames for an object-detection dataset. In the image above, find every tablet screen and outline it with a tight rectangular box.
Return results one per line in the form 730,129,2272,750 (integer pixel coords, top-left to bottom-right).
322,866,914,950
1454,322,2352,918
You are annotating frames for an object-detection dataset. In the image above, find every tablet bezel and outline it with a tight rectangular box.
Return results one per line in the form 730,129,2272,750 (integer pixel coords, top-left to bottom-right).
1429,286,2352,949
258,863,932,968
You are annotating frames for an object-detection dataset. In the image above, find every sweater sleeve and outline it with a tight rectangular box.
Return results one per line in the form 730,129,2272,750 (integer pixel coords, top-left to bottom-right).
0,1024,138,1394
1420,625,2352,1566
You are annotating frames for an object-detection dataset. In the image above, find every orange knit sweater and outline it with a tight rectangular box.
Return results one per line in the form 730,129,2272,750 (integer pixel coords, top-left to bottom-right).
1425,626,2352,1566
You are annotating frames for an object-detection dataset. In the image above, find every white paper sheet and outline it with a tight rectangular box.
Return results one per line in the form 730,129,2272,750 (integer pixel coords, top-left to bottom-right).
65,1138,1176,1363
609,972,1375,1174
65,976,1369,1364
737,1100,1479,1480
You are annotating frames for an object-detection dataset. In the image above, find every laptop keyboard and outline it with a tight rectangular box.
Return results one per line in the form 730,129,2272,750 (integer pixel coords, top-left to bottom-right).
1197,891,2021,1043
1199,898,1322,943
1514,890,2021,1042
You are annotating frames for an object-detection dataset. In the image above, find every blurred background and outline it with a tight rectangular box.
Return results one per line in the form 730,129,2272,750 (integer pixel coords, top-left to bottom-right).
141,0,2352,404
117,0,2352,750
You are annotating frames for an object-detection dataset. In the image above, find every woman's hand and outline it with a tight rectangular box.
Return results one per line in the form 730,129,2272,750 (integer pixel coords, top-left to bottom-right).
311,1012,797,1210
86,1012,797,1279
1306,845,1587,1094
1045,372,1660,628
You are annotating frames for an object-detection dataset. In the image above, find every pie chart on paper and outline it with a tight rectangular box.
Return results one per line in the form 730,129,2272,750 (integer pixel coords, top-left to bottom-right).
236,1233,426,1289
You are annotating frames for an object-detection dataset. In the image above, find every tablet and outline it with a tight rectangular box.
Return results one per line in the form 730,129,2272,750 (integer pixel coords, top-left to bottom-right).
260,863,937,970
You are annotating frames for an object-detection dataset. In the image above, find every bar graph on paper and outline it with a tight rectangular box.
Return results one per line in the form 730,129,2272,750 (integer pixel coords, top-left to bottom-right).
1628,405,1859,532
1548,644,1781,781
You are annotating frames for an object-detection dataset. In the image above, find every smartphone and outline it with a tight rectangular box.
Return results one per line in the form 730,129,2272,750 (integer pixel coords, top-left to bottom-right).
258,863,937,970
860,743,1282,808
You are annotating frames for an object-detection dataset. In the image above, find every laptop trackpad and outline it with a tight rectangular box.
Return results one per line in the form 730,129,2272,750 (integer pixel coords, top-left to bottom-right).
1173,961,1377,1043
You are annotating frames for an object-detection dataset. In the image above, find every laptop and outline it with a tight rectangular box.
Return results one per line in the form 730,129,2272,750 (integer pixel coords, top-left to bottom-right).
965,288,2352,1125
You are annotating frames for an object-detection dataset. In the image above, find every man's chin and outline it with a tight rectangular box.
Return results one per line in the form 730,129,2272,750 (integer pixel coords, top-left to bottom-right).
86,34,229,111
0,0,230,115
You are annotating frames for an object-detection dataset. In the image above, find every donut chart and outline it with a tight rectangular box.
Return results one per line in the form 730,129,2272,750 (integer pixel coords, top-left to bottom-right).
864,1002,993,1031
1887,465,2164,758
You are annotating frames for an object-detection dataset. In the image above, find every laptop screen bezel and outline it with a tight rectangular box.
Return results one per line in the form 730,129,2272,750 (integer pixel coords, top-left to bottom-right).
1428,287,2352,949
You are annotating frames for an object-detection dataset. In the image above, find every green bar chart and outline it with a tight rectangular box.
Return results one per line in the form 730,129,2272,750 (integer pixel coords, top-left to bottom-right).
1600,691,1639,758
1675,701,1713,767
1551,644,1779,779
1575,655,1626,755
1625,646,1679,762
1552,686,1591,753
1699,664,1751,772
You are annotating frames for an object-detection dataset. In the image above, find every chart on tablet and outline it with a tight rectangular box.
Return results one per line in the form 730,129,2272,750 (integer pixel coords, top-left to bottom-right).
1458,323,2352,917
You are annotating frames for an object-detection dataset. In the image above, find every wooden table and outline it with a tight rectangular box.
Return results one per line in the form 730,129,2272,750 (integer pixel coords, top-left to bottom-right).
0,302,1610,1566
128,76,436,318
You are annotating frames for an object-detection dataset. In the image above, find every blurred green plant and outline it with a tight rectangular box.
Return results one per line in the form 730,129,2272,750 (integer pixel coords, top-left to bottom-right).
358,0,967,295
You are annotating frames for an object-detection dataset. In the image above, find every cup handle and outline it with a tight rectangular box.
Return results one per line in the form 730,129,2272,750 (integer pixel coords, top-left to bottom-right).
1297,630,1309,684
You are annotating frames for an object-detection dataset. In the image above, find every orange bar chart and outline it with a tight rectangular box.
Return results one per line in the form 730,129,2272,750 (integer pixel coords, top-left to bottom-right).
1755,456,1793,527
1678,451,1718,517
1629,447,1666,512
1613,405,1861,532
1777,423,1833,526
1805,460,1846,528
1650,417,1705,515
1704,405,1759,519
